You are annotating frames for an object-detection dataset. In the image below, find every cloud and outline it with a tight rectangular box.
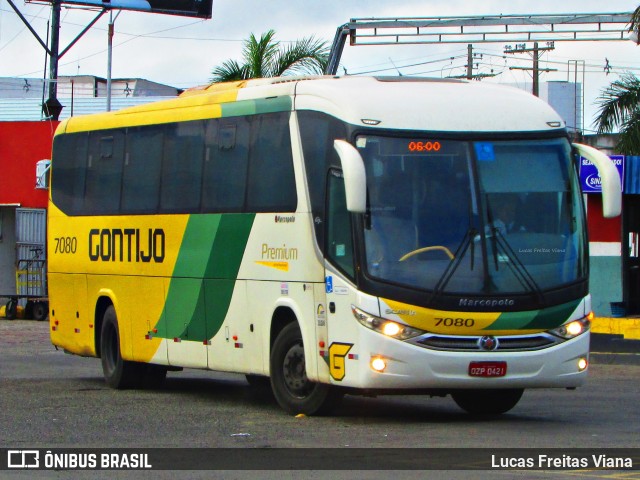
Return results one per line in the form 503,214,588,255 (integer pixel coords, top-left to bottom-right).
1,0,639,126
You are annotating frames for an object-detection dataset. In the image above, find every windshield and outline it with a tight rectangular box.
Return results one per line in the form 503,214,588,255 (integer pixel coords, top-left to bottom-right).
358,135,586,296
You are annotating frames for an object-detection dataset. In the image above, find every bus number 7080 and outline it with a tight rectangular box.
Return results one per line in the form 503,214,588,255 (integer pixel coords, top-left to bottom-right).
435,317,475,328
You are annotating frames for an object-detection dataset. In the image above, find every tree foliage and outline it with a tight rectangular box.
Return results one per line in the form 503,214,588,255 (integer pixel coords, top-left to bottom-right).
631,5,640,34
211,30,329,83
593,6,640,154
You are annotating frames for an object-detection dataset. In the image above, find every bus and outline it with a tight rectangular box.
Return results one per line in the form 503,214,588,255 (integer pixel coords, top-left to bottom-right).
48,75,621,415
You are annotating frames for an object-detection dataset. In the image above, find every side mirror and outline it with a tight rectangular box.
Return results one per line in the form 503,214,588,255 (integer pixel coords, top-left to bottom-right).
573,143,622,218
334,139,367,213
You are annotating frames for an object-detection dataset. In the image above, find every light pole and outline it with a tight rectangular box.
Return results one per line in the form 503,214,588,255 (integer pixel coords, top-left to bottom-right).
106,10,121,112
43,0,62,120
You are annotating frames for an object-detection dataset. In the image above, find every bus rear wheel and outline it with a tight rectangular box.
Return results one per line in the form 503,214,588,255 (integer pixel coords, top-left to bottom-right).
270,322,343,415
5,299,17,320
100,305,144,389
451,388,524,415
33,301,48,321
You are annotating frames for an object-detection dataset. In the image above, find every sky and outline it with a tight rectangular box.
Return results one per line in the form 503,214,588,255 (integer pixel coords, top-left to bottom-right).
1,0,640,131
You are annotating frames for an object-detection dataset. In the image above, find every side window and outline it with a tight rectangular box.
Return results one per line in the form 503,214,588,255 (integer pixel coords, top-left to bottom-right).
160,121,205,213
202,117,250,212
246,112,297,212
298,111,348,251
51,133,88,215
121,126,163,214
326,170,355,278
84,130,125,214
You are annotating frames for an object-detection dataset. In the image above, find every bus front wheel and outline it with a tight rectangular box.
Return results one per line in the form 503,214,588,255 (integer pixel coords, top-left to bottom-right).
270,322,343,415
100,305,144,389
451,388,524,415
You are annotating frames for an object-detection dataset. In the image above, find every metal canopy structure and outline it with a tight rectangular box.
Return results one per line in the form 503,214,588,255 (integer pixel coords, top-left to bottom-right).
7,0,214,120
326,13,634,75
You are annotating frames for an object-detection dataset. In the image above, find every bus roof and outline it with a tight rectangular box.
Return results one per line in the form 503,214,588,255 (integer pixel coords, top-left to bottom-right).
57,75,565,135
291,76,566,133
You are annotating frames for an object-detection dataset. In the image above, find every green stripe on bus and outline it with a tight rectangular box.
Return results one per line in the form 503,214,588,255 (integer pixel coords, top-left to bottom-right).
157,213,255,342
220,97,292,117
487,299,582,331
484,310,538,330
521,299,581,330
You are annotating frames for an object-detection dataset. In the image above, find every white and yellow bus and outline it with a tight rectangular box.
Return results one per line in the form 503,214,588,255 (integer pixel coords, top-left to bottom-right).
48,75,621,415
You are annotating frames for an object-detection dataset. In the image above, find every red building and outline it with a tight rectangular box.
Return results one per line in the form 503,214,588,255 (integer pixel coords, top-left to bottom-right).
0,121,58,299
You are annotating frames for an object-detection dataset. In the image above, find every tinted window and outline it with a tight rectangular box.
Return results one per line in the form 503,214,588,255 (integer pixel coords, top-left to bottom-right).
326,170,354,278
52,111,296,216
202,117,250,212
121,126,162,213
161,121,205,213
51,133,88,215
84,131,125,214
246,112,297,212
298,111,348,250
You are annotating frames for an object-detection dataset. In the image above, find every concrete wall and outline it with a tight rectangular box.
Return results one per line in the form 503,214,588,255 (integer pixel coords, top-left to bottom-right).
590,252,622,317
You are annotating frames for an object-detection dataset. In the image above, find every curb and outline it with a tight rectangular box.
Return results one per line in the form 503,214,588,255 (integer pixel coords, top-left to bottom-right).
590,315,640,365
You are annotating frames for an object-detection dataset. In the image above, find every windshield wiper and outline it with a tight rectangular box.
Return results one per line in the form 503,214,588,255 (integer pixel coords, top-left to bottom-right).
429,227,477,303
492,229,544,301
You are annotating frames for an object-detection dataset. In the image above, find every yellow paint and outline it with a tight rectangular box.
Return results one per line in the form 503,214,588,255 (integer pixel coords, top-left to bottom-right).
383,298,509,336
48,203,188,278
592,317,640,340
48,202,189,361
49,273,94,357
179,80,248,97
46,79,249,364
62,83,242,133
122,276,165,363
328,343,353,381
255,261,289,272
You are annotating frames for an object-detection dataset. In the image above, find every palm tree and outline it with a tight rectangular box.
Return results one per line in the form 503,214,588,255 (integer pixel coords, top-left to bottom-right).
211,30,329,83
595,73,640,154
632,5,640,34
594,5,640,153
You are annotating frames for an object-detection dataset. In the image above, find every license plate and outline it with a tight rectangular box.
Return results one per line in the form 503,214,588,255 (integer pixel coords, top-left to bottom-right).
468,361,507,377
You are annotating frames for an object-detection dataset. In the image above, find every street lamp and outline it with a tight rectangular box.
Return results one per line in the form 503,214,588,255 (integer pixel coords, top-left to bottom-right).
43,96,63,121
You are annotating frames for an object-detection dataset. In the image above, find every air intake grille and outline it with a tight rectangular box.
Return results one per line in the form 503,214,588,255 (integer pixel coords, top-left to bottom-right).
415,333,559,352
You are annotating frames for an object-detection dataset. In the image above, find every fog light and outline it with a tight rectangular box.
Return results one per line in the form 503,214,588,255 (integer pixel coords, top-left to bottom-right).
578,357,588,371
371,357,386,372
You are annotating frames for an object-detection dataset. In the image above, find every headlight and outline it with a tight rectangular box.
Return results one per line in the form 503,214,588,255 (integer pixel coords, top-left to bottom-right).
549,314,591,339
352,306,425,340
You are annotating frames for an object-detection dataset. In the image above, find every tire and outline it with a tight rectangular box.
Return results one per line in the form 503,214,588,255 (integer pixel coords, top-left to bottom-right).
270,322,343,415
451,388,524,415
100,305,144,389
33,301,48,321
5,299,17,320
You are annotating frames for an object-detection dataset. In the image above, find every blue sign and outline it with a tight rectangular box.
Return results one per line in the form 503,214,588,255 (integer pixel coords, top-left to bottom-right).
325,276,333,294
474,142,496,161
580,155,624,194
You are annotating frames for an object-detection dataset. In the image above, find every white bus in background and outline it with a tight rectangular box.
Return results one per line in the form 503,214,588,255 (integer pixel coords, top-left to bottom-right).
48,75,621,415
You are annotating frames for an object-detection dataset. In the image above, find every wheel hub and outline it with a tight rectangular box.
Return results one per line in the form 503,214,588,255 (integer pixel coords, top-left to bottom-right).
282,342,312,397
